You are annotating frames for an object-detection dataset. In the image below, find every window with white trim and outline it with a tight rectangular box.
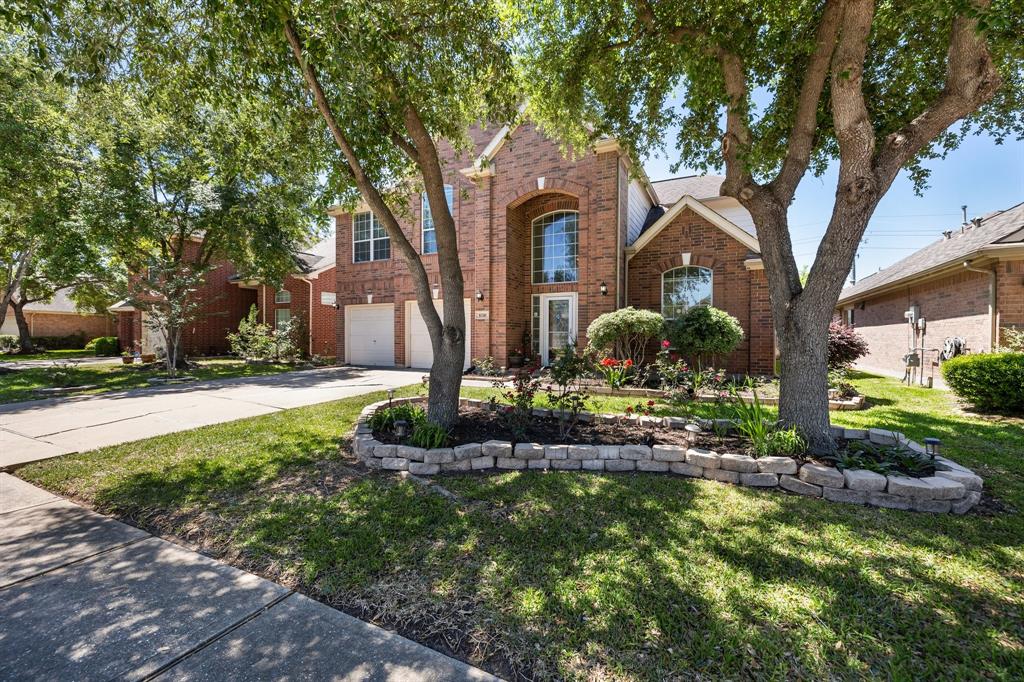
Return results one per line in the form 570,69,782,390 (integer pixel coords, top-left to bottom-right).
353,212,390,262
275,308,291,328
275,289,291,304
532,211,578,284
421,185,454,255
662,266,712,320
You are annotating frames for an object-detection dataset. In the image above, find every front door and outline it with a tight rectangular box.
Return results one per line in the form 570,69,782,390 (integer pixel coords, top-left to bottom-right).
539,293,577,365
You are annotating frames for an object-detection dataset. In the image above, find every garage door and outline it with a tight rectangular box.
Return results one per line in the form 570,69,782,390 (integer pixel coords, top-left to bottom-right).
407,299,471,370
345,304,395,366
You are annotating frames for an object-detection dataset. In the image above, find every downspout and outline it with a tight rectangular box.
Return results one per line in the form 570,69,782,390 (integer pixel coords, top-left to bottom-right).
261,286,266,324
615,157,623,309
963,261,997,350
307,277,315,357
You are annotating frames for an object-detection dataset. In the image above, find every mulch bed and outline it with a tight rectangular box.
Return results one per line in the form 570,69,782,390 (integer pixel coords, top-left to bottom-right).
374,406,754,451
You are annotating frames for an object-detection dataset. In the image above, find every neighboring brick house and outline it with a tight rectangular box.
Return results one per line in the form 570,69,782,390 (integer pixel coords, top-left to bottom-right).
1,289,114,340
110,238,256,356
837,202,1024,380
234,235,338,359
331,122,775,374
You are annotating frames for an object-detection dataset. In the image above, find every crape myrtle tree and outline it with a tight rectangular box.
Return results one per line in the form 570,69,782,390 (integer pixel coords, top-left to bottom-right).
198,0,519,427
521,0,1023,451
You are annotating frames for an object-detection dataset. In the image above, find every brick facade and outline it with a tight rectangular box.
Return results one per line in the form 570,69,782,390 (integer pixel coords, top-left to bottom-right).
254,265,338,359
333,123,774,374
838,257,1024,380
2,307,113,339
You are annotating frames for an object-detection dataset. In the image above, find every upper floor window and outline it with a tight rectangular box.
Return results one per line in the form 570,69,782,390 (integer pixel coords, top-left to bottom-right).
421,185,454,255
532,211,578,284
353,211,390,262
662,266,712,319
274,289,291,304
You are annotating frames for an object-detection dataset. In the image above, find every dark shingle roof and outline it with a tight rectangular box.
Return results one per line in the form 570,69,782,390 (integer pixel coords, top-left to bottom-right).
838,202,1024,303
650,175,725,204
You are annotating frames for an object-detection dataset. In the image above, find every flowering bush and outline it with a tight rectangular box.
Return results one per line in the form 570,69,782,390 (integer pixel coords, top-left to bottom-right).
586,307,665,365
545,344,592,438
496,366,542,440
596,356,634,388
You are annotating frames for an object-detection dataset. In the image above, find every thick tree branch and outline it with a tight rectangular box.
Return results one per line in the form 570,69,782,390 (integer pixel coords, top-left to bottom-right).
282,18,440,334
769,0,843,201
875,0,1001,185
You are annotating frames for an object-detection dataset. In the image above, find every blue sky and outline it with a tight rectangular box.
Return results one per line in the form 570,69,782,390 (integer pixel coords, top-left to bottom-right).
642,131,1024,283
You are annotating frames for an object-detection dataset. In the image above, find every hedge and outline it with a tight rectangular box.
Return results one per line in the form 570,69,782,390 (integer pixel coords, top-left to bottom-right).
941,352,1024,414
85,336,120,356
29,333,87,350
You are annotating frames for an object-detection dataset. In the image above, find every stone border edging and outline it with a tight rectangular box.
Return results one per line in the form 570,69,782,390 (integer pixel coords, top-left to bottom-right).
350,397,981,515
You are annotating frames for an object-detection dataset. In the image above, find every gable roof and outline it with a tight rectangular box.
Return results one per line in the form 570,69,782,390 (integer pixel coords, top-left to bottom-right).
625,194,761,259
650,175,726,204
295,233,337,275
838,201,1024,304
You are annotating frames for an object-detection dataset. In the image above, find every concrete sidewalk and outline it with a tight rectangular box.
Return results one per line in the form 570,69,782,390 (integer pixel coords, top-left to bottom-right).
0,474,497,681
0,366,421,470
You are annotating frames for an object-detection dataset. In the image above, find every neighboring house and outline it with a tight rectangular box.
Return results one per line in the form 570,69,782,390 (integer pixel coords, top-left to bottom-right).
232,234,339,359
1,288,114,340
331,122,775,374
837,202,1024,379
110,239,257,356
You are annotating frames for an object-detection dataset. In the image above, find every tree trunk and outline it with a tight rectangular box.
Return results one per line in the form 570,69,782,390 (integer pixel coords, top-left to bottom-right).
12,301,33,354
427,328,464,426
776,306,833,453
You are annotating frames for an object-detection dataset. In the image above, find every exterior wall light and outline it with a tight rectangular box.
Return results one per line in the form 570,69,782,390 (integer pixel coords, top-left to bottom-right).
599,281,608,296
475,289,484,301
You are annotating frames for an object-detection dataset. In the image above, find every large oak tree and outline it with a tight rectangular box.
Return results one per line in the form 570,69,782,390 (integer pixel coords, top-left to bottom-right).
521,0,1023,450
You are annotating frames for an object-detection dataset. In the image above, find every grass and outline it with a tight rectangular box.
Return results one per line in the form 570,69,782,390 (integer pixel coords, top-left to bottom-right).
0,358,315,404
0,348,98,361
17,374,1024,680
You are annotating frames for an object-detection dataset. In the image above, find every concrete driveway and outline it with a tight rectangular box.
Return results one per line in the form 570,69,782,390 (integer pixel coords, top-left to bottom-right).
0,366,422,469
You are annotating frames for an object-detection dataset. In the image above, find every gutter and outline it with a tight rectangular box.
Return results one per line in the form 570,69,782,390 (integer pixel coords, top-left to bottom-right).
963,260,997,350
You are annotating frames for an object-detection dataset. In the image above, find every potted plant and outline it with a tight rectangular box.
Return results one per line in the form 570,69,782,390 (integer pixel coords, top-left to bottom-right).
121,350,134,365
141,353,157,364
508,347,524,368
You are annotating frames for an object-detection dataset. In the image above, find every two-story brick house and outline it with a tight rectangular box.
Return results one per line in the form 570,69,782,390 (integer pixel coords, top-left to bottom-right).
331,122,775,375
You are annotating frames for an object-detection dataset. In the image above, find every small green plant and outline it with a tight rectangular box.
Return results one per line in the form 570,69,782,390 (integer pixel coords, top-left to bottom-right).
730,380,773,452
828,367,857,398
369,403,426,432
472,356,502,376
544,344,592,438
0,335,17,354
85,336,119,356
596,355,633,389
760,428,806,457
44,361,81,388
410,420,449,449
828,440,933,477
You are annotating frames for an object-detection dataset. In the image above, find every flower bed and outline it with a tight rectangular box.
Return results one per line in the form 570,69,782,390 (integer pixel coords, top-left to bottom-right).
351,397,982,515
554,383,867,411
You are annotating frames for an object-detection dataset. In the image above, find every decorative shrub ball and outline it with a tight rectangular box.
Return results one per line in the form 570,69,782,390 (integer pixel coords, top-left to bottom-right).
665,306,744,362
942,352,1024,414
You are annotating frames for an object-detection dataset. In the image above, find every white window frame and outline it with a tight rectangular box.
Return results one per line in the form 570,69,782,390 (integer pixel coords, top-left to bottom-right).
275,289,291,304
352,211,390,263
274,307,291,328
531,210,579,284
421,185,454,255
661,266,713,320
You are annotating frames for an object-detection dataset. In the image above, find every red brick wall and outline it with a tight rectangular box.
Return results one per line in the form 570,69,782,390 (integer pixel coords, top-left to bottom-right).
625,207,774,374
256,266,338,358
16,310,114,339
998,258,1024,340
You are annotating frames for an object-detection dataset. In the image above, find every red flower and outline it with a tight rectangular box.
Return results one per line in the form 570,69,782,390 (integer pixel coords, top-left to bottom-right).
646,400,655,407
624,359,634,367
661,339,671,349
601,357,618,367
625,406,633,414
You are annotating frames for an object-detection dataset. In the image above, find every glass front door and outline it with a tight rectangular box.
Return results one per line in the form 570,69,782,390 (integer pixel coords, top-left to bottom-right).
540,294,577,365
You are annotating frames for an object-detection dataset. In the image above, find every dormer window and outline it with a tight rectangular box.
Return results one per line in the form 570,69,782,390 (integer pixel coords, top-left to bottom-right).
421,185,454,255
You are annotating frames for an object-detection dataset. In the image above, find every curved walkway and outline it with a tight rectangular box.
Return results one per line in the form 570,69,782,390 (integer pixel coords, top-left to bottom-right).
0,366,421,470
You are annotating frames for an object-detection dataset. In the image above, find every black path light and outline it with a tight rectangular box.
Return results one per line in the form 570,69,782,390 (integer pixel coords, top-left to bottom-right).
924,437,942,460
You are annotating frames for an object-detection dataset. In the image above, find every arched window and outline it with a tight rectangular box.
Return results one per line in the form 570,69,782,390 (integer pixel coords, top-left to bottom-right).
662,266,712,319
532,210,579,283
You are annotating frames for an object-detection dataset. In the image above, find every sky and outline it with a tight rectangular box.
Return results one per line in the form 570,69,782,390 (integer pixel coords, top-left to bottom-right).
642,128,1024,284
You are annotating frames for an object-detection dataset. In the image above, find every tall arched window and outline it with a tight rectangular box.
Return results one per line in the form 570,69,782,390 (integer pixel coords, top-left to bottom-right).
532,210,578,284
662,266,712,319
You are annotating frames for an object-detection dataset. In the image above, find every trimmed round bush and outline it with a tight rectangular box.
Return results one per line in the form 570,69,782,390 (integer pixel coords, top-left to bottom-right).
586,307,664,364
665,306,744,365
942,352,1024,414
828,320,868,369
85,336,120,356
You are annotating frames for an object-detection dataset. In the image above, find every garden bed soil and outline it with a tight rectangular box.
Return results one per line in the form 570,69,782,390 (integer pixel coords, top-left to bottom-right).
375,406,748,452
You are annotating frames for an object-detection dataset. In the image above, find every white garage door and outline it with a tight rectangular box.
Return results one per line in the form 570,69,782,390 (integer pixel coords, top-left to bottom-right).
407,299,471,370
345,304,395,366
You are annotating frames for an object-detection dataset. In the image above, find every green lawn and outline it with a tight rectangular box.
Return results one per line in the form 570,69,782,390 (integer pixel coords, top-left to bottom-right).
0,348,98,361
0,358,316,404
17,375,1024,680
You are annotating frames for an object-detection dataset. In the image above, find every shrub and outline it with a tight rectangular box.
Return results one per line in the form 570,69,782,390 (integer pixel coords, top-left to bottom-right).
410,420,449,449
665,306,744,367
544,344,592,438
942,353,1024,414
586,307,664,365
29,333,86,350
0,335,17,354
472,356,502,376
85,336,119,356
827,320,868,369
999,326,1024,353
369,403,426,432
497,369,541,441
